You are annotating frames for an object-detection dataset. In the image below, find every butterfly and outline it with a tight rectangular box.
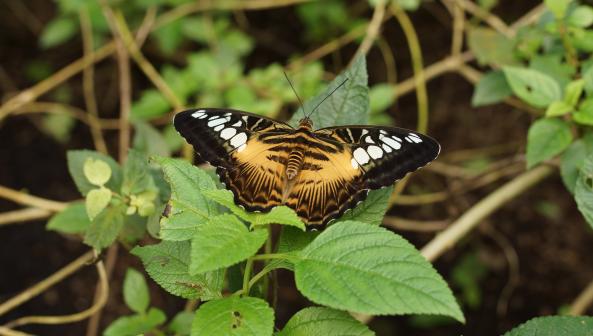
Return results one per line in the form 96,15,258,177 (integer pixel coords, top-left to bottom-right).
174,107,440,228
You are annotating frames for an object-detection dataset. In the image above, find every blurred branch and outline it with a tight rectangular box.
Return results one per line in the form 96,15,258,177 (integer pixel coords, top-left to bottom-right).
451,1,464,56
0,327,33,336
0,251,95,316
85,245,119,336
3,259,108,329
421,164,554,261
14,102,120,129
80,7,108,155
444,0,514,37
569,279,593,315
0,208,52,226
377,38,397,84
355,0,387,57
0,185,68,212
383,216,449,232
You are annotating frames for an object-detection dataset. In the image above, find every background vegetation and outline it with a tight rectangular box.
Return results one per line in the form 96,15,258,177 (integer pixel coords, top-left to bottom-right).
1,0,593,335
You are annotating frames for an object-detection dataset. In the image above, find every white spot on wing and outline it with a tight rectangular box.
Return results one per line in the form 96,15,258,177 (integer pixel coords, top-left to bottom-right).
353,147,370,165
382,144,393,153
213,124,224,131
191,111,206,118
367,145,383,159
242,116,249,122
351,158,359,169
361,129,369,136
379,130,387,135
237,144,247,152
408,133,423,143
220,127,237,140
207,116,229,127
230,132,248,148
208,115,219,120
364,136,375,144
381,136,401,150
232,121,242,127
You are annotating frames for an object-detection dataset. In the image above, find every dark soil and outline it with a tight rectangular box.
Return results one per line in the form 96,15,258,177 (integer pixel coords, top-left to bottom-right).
1,1,593,335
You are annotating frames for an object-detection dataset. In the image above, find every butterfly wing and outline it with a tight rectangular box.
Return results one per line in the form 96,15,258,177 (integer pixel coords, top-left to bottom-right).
317,125,441,189
284,126,440,226
174,108,294,212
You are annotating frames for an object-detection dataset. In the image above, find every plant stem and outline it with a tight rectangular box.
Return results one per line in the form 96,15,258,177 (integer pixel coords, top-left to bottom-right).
242,258,255,296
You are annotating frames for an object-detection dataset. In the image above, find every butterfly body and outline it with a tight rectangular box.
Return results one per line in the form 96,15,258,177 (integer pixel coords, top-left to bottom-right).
174,108,440,228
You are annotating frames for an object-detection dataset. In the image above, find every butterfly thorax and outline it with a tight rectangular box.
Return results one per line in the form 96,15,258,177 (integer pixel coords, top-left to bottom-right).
298,117,313,131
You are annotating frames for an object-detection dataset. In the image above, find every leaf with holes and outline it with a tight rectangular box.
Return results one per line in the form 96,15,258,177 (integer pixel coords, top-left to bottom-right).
277,307,374,336
191,296,274,336
504,316,593,336
294,221,464,322
503,66,561,108
132,240,223,300
526,118,573,168
190,214,268,274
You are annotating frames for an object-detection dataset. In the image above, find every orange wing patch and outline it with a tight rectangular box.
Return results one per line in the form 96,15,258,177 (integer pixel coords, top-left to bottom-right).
219,135,288,212
283,142,366,226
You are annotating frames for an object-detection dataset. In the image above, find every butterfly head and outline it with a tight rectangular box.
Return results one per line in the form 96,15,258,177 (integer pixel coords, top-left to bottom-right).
298,117,313,130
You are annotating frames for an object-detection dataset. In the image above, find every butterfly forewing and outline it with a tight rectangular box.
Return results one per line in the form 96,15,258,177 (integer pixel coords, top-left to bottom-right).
317,125,441,189
174,108,441,228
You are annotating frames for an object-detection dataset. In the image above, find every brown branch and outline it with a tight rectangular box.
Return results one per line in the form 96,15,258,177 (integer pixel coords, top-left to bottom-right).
0,251,94,316
569,279,593,315
421,164,554,261
79,7,108,155
0,185,68,212
383,216,449,232
14,102,120,129
3,259,108,328
0,208,52,226
355,0,387,57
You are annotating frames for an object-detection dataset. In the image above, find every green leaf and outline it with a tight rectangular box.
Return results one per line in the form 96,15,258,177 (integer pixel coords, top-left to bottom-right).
294,221,464,322
503,316,593,336
40,16,77,49
152,19,184,55
468,28,517,66
203,189,305,230
583,64,593,95
131,90,171,120
289,55,369,128
545,100,573,117
191,296,274,336
568,5,593,27
67,150,122,196
560,133,593,193
529,54,575,90
122,150,152,195
503,66,562,108
575,154,593,229
153,157,219,240
104,307,166,336
123,268,150,314
278,307,374,336
132,241,223,300
545,0,572,18
369,84,396,113
272,227,319,271
573,98,593,125
526,118,573,168
85,187,112,220
133,121,171,157
83,158,112,186
41,113,75,143
190,214,268,274
471,70,513,106
84,203,126,250
47,202,91,234
337,186,393,226
564,79,585,106
168,311,194,335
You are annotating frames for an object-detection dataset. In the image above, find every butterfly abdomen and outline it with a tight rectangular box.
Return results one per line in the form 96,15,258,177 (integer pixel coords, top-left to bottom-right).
286,149,304,180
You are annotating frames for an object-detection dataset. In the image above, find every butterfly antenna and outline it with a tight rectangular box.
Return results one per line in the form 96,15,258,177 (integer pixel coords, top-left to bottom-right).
309,78,349,117
283,71,306,119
